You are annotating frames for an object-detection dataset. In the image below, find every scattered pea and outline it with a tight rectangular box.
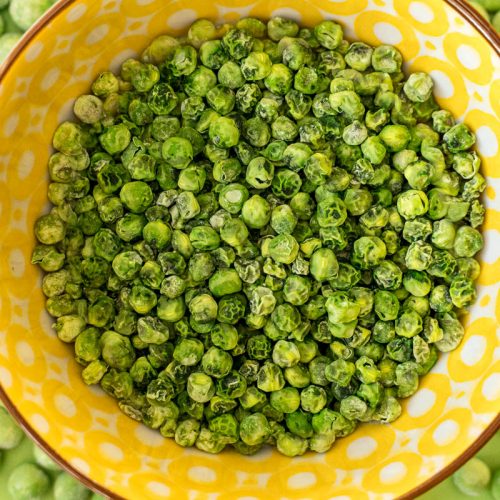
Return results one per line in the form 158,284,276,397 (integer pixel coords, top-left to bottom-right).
0,32,22,62
0,407,24,450
32,443,60,471
53,473,92,500
7,463,50,500
9,0,54,32
453,457,491,496
491,468,500,500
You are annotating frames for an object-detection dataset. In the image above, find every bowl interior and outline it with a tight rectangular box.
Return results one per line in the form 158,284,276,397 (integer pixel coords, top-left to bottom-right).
0,0,499,498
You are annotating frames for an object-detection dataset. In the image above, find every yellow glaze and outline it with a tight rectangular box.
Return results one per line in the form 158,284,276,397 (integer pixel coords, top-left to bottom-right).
0,0,498,498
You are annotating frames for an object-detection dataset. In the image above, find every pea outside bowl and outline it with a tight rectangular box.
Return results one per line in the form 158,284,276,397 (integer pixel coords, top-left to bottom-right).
1,0,499,498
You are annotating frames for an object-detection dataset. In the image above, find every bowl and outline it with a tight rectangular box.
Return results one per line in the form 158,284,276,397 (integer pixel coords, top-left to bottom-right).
0,0,499,498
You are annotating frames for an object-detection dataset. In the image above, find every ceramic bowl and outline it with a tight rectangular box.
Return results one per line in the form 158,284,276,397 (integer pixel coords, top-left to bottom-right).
0,0,499,498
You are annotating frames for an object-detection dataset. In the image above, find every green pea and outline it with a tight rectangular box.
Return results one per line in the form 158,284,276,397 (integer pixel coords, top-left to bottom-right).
7,464,50,500
0,407,24,450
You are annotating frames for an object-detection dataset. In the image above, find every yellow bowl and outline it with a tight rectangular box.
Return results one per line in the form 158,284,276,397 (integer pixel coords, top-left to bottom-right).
0,0,499,498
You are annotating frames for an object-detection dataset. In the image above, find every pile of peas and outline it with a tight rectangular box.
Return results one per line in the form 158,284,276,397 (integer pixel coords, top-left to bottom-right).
0,405,103,500
0,0,55,63
31,17,485,456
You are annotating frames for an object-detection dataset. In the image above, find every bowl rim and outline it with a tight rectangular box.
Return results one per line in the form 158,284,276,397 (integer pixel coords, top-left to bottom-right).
0,0,499,498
